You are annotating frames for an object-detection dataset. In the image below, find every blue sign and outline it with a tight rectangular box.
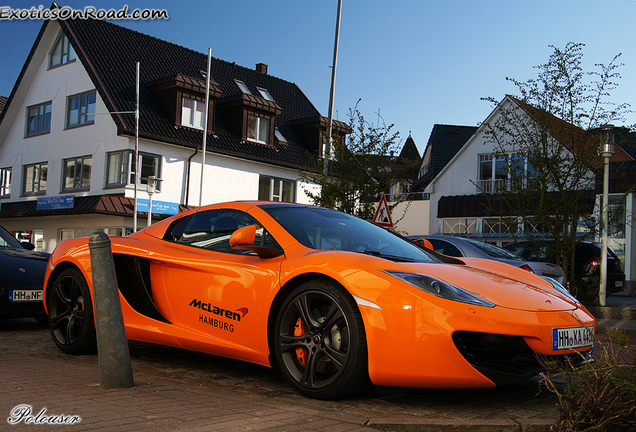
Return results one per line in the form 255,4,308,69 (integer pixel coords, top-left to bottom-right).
136,199,179,215
37,195,74,210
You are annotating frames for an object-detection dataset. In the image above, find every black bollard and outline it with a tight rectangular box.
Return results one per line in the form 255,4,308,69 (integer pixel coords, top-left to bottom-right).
89,232,134,389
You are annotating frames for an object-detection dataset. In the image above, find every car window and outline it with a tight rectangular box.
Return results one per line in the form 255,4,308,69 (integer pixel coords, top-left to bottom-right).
467,239,522,260
0,225,23,248
428,239,463,257
173,210,278,255
264,206,437,263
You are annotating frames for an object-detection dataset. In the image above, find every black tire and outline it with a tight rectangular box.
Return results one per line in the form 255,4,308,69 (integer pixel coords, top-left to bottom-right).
274,279,370,399
47,268,97,355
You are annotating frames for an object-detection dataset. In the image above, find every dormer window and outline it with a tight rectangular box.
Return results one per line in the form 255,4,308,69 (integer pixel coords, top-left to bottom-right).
50,33,76,68
235,80,251,94
257,87,274,101
247,114,270,144
181,97,205,129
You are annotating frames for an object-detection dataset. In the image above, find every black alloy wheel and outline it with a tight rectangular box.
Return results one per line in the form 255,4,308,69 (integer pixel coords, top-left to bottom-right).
274,279,370,399
47,268,96,355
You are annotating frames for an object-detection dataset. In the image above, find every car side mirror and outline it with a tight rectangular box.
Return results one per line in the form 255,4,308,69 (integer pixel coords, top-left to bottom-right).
230,225,282,258
21,241,36,251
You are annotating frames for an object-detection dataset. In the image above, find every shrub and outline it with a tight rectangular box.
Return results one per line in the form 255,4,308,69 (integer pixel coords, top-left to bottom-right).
540,329,636,431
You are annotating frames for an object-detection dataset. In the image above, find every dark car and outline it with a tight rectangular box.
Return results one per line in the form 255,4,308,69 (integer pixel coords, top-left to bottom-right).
504,240,625,294
0,225,50,322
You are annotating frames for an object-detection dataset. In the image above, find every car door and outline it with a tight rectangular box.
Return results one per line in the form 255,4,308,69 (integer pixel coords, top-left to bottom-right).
147,209,284,366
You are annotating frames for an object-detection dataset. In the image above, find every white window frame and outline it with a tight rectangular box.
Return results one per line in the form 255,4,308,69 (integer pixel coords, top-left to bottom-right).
235,80,251,94
181,96,205,129
0,167,11,198
247,114,270,144
258,175,295,202
257,87,274,101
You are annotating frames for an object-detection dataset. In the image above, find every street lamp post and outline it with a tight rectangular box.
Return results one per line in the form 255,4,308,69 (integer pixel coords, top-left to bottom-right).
596,125,615,306
145,176,162,227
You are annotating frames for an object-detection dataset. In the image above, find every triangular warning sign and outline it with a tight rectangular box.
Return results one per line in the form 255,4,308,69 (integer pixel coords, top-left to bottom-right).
372,194,393,228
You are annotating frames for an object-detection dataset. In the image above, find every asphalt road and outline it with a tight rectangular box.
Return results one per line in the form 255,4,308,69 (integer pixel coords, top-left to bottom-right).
1,317,563,431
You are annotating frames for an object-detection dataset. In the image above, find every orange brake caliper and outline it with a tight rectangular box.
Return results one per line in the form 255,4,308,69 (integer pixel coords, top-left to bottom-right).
294,317,307,368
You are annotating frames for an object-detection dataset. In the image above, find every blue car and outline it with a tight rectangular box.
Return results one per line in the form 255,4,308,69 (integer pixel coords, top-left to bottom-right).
0,225,50,322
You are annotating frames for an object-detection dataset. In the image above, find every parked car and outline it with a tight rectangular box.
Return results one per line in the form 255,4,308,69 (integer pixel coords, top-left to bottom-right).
504,240,625,294
43,202,593,399
408,235,566,285
0,224,50,322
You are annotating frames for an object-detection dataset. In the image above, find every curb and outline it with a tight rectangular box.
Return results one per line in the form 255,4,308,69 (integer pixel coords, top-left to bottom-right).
366,418,554,432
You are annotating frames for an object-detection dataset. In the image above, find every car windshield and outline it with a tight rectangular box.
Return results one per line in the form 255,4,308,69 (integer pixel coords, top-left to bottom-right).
264,206,438,263
467,238,522,260
0,225,22,248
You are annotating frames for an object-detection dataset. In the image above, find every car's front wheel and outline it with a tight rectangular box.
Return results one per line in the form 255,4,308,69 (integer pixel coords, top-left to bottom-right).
274,280,370,399
47,268,96,355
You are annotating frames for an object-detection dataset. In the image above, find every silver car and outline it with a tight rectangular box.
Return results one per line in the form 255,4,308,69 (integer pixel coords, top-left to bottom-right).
407,235,566,285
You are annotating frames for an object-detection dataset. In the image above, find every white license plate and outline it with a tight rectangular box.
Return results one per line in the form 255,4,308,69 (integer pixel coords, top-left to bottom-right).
552,326,594,350
8,290,43,302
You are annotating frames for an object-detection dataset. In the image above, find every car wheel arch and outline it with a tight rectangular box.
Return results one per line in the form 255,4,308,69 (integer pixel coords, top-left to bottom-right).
45,261,85,308
266,273,352,368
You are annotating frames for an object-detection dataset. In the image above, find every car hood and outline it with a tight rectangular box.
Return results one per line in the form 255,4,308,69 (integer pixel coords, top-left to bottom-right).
400,259,576,312
0,247,50,261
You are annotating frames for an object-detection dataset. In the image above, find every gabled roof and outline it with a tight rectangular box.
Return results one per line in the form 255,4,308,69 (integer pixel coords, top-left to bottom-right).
0,96,7,114
398,135,420,161
1,16,334,170
412,124,477,189
509,95,633,168
615,131,636,159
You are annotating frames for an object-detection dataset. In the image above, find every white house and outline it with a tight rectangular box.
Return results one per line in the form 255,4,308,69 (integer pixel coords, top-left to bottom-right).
0,17,348,253
411,96,635,292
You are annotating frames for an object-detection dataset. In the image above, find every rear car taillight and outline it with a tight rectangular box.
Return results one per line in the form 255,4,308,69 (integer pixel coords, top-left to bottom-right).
519,264,534,273
589,256,601,269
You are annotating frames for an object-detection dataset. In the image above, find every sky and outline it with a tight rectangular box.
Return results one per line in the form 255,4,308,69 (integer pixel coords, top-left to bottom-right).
1,0,635,155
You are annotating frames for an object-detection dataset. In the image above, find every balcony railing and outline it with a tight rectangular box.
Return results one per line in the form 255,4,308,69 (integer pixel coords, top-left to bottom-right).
476,178,509,194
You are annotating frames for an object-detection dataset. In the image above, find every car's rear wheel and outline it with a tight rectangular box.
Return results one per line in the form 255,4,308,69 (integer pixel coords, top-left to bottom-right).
47,268,96,355
274,280,370,399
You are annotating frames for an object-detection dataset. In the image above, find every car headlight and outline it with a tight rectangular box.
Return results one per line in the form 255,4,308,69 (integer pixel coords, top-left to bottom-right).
543,276,581,305
383,270,495,308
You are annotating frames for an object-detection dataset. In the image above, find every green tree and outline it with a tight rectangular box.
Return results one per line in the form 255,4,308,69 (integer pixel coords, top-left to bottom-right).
300,101,401,221
481,42,631,296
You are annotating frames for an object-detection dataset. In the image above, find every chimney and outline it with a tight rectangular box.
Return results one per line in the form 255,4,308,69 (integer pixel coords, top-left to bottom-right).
256,63,268,75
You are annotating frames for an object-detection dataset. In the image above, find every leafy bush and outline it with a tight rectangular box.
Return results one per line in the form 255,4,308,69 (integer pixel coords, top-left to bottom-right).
540,329,636,431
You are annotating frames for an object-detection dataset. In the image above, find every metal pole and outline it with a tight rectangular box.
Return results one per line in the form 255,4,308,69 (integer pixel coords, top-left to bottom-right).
324,0,342,175
199,48,211,207
89,232,134,389
133,62,140,233
599,155,610,306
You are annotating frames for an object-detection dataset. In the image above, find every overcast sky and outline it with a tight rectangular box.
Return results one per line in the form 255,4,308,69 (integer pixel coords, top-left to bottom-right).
1,0,635,154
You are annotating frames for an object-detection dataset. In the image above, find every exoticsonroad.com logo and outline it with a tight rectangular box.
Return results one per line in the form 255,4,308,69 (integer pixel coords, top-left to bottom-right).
0,5,169,21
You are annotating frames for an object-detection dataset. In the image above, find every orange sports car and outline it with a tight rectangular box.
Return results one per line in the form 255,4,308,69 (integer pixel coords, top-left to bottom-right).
43,201,595,399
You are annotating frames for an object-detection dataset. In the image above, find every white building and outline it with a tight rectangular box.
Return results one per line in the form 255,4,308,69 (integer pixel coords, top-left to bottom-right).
0,17,348,253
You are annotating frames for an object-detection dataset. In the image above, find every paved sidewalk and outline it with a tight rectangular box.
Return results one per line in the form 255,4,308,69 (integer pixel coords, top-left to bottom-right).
2,351,371,431
1,293,634,432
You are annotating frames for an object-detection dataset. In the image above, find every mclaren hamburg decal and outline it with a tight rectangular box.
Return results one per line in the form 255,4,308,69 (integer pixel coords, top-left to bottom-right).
189,299,248,333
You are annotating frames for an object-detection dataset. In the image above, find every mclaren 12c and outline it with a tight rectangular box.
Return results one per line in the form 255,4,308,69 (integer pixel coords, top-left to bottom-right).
43,201,595,399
